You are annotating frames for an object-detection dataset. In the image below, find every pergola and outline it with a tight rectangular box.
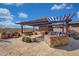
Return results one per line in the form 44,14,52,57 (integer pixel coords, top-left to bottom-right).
16,13,75,34
16,18,48,33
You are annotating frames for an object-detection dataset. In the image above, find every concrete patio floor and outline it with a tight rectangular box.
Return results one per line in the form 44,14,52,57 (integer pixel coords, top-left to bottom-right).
0,37,79,56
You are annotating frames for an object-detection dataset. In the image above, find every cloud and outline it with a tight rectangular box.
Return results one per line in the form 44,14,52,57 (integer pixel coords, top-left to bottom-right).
3,3,23,7
51,3,73,10
0,20,20,28
18,12,28,18
0,8,19,28
66,5,73,9
0,8,14,21
0,8,28,28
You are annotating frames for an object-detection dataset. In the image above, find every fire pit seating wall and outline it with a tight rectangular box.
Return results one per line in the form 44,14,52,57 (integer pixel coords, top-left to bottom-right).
1,32,21,39
44,35,69,47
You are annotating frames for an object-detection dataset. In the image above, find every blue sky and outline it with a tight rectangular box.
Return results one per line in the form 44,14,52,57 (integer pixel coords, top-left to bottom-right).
0,3,79,28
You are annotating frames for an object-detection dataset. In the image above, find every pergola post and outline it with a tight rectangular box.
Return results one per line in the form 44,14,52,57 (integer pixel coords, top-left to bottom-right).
39,27,40,31
62,27,64,33
33,26,35,31
21,25,23,33
52,27,54,32
65,21,69,35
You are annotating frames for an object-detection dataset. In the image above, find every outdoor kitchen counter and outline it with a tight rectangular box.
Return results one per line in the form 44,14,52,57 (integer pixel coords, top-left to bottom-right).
30,35,42,38
30,35,43,42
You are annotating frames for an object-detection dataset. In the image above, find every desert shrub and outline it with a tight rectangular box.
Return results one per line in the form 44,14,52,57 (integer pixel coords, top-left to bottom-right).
1,31,21,39
1,31,7,35
34,32,37,35
69,33,79,40
68,30,79,40
1,32,8,39
12,32,21,38
22,37,32,43
7,32,13,38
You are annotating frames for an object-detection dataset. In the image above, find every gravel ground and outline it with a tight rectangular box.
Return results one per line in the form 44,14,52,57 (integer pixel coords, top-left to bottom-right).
0,37,79,56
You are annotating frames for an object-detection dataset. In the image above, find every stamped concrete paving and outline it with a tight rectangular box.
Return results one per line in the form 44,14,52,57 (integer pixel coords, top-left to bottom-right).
0,37,79,56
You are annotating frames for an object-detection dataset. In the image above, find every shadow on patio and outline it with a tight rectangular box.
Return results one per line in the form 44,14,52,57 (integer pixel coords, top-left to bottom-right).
0,39,11,43
54,37,79,51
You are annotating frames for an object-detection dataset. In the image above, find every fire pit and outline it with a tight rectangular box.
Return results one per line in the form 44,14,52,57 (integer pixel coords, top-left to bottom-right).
44,32,69,47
